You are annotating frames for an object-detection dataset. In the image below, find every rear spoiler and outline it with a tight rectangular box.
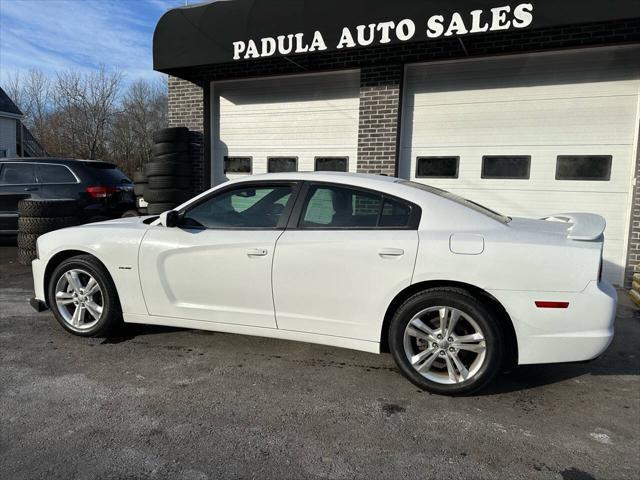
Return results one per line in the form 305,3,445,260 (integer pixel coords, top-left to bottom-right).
540,213,606,241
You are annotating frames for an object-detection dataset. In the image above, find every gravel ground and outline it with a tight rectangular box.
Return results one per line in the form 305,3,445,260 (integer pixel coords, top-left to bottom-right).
1,239,639,480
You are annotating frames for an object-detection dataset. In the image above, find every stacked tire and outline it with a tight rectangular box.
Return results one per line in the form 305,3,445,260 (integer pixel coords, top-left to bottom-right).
132,170,148,215
145,127,192,215
17,199,79,265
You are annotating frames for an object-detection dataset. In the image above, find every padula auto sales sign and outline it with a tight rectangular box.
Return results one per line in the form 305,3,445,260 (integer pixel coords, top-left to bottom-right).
232,3,534,60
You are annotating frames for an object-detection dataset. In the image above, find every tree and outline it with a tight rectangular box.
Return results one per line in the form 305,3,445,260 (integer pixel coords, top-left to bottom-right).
3,67,168,176
53,66,123,159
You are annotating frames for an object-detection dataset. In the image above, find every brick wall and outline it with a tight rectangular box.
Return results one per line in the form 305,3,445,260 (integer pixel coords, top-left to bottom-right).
357,65,403,176
625,122,640,288
168,76,205,194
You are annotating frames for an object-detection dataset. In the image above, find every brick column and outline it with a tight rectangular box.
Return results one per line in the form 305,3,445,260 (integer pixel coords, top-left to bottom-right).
168,76,206,194
356,65,403,176
625,120,640,288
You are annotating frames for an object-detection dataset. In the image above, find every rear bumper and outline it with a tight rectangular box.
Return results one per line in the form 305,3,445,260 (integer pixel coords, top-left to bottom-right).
489,281,617,365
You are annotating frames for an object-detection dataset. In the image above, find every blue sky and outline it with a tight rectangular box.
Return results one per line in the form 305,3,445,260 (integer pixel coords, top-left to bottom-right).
0,0,188,84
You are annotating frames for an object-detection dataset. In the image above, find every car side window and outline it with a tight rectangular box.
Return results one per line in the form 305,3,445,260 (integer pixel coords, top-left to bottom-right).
181,185,293,229
0,163,36,185
300,185,383,229
379,198,412,227
36,164,77,184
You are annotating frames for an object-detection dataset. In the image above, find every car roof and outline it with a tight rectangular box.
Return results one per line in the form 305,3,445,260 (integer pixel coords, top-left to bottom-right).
0,157,116,167
231,171,399,186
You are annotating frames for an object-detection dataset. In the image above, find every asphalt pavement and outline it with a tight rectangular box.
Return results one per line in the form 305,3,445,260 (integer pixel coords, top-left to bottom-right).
1,239,639,480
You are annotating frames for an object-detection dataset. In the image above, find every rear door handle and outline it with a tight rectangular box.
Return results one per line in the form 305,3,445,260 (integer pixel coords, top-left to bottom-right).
379,248,405,257
247,248,268,257
23,187,38,192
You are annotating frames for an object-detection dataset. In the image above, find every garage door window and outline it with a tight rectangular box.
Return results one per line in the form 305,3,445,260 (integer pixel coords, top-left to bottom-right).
555,156,612,181
268,157,298,173
481,156,531,179
416,156,459,178
315,157,348,172
224,157,252,174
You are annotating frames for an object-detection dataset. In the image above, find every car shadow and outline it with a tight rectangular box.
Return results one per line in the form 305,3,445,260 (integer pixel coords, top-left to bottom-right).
101,323,187,344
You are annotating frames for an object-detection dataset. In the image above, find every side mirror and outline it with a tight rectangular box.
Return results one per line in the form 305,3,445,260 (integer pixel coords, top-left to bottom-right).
160,210,181,228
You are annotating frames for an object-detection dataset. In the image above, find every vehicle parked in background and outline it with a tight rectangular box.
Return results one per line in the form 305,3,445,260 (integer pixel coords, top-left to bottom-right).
29,172,617,395
0,158,135,234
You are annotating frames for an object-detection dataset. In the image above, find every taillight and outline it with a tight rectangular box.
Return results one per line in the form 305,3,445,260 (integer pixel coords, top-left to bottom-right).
535,301,570,309
86,186,117,198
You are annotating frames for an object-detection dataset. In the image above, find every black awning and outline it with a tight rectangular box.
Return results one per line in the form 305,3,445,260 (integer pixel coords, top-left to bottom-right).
153,0,640,71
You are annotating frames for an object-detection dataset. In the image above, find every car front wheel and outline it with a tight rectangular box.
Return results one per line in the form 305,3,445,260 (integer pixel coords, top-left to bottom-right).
47,255,122,337
389,288,504,396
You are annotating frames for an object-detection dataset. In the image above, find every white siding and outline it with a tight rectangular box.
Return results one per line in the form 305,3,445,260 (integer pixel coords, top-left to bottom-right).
400,46,640,286
0,116,17,157
211,70,360,183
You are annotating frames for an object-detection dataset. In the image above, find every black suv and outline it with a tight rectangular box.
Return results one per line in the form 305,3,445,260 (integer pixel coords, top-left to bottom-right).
0,158,135,234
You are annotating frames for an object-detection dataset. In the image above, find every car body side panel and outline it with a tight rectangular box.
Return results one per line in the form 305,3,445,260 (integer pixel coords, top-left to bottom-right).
33,219,150,315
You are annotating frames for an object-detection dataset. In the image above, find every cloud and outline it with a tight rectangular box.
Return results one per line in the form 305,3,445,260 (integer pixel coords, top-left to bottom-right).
0,0,185,84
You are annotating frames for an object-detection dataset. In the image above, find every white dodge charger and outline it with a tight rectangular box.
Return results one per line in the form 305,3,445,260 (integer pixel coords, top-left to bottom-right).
30,173,617,395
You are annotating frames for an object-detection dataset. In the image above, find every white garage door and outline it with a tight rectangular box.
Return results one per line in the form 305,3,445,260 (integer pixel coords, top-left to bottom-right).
400,46,640,286
211,70,360,183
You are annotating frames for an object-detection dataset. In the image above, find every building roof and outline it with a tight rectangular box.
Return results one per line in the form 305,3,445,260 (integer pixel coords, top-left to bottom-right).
0,87,23,116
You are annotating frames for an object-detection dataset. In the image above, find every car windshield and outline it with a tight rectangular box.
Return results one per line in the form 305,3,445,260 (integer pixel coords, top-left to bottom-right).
399,180,511,224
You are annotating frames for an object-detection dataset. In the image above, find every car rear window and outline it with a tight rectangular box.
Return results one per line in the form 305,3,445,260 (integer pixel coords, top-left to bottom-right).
84,163,132,185
400,180,511,224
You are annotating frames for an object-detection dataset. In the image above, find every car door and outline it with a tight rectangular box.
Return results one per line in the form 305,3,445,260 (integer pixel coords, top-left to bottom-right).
272,183,420,342
0,162,38,232
139,182,298,328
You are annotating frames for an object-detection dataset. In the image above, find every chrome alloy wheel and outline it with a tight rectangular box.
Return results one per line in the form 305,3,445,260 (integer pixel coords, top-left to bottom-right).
54,268,104,331
403,306,487,384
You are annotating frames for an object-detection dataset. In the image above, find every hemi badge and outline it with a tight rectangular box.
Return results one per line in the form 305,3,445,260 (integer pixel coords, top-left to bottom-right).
535,301,569,309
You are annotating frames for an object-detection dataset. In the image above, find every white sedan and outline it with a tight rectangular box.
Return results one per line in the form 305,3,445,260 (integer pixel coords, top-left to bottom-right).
30,173,617,395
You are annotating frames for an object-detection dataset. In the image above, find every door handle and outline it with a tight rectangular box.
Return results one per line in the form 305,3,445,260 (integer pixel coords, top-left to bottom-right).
23,187,38,191
247,248,268,257
379,248,405,257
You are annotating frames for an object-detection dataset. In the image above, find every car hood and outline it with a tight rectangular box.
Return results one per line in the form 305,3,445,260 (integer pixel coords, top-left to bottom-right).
79,216,157,229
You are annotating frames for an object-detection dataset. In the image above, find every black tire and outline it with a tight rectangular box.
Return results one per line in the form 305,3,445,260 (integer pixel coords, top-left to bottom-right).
144,188,191,203
17,232,39,250
18,199,78,218
17,248,37,266
153,152,190,164
153,127,189,144
147,203,179,215
147,176,191,190
18,216,78,235
388,288,504,396
145,161,191,177
47,255,122,337
132,171,147,183
152,142,188,157
121,210,139,218
134,184,146,196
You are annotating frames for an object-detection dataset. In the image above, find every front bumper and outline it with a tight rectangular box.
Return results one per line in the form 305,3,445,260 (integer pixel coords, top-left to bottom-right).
489,281,617,365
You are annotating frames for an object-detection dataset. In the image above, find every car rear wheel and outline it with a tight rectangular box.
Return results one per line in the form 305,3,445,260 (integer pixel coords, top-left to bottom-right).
47,255,122,337
389,288,503,396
